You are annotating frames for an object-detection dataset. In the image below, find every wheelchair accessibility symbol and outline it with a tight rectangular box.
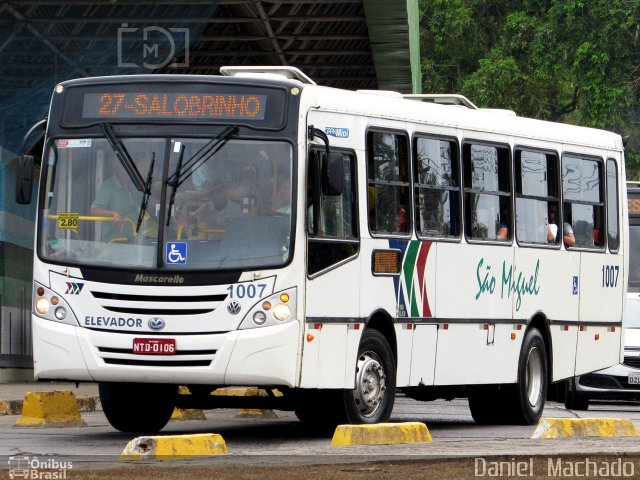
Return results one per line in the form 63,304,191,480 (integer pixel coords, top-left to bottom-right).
166,242,187,265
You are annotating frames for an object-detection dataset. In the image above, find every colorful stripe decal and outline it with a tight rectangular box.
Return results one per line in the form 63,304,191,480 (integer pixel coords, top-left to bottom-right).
389,239,433,318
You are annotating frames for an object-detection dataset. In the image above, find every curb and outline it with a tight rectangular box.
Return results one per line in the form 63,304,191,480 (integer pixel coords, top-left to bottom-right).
531,417,640,439
331,422,432,447
120,433,228,460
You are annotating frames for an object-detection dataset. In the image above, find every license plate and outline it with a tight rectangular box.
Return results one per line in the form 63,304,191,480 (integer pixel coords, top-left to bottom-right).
628,373,640,385
132,338,176,355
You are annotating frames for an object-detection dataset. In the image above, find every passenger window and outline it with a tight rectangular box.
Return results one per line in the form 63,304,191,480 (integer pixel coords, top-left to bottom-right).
463,143,511,241
366,130,410,235
413,136,460,238
307,148,359,275
607,159,619,252
562,155,605,249
515,149,559,245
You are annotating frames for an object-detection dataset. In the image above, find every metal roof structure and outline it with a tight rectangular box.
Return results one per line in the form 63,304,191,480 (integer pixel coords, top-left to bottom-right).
0,0,420,154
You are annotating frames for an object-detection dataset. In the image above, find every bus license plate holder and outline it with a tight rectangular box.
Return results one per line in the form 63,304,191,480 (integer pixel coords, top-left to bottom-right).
628,373,640,385
132,338,176,355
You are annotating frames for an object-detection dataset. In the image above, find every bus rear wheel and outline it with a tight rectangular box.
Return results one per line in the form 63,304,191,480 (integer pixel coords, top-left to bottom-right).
469,328,547,425
99,382,177,433
341,329,396,424
506,328,548,425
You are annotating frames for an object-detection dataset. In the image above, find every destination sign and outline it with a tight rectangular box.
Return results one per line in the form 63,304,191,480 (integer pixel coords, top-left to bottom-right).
81,92,267,121
59,82,288,128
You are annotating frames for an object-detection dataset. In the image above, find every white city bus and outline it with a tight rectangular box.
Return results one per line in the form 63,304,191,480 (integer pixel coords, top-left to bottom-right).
16,66,627,432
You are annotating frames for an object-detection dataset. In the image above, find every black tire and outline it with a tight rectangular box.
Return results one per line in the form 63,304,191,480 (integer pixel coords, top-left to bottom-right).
506,328,548,424
564,378,589,410
340,329,396,424
99,382,177,433
468,387,510,425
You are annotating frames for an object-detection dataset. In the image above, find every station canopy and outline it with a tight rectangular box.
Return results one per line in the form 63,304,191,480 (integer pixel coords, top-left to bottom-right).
0,0,420,154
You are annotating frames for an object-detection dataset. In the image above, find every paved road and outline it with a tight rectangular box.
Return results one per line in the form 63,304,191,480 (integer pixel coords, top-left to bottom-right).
2,394,640,467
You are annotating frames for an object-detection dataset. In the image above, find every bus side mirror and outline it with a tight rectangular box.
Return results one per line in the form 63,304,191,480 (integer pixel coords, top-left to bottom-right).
15,154,35,205
323,152,344,196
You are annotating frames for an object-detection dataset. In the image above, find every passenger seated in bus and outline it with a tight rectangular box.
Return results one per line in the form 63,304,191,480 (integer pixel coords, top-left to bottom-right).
179,182,242,239
593,227,603,247
90,162,141,242
496,208,509,240
546,204,575,247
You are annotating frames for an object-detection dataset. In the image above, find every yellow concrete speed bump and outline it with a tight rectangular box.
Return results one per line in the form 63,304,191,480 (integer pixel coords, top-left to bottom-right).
331,422,432,447
120,433,227,460
0,400,22,416
236,408,278,419
171,407,206,420
15,391,86,427
531,417,640,439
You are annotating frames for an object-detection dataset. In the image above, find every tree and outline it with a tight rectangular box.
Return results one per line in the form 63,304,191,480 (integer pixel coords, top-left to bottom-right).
419,0,640,177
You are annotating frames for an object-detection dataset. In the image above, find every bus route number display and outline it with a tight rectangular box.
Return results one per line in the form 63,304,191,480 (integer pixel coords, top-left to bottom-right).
81,92,267,121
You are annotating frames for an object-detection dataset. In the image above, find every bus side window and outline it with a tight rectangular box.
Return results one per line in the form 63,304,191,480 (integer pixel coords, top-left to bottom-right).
366,130,411,236
463,142,511,242
562,155,605,249
307,148,359,276
514,148,559,245
413,135,461,238
606,159,620,252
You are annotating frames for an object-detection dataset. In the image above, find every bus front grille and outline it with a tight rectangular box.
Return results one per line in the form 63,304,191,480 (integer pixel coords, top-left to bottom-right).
102,358,212,367
89,290,227,316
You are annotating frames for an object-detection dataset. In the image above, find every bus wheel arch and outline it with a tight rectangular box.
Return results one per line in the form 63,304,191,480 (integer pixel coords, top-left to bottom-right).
527,313,552,384
364,309,397,363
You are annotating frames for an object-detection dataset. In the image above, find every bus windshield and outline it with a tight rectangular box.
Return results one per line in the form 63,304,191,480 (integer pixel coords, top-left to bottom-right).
39,135,293,270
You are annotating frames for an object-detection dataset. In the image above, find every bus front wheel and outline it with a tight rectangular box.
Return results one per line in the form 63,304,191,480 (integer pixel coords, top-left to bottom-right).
99,382,177,433
341,329,396,424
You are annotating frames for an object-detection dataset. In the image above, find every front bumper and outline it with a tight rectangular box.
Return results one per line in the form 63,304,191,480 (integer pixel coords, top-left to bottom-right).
32,315,300,386
574,363,640,400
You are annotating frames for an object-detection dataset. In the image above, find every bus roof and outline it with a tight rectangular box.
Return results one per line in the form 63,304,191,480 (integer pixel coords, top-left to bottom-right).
56,73,624,152
302,83,623,152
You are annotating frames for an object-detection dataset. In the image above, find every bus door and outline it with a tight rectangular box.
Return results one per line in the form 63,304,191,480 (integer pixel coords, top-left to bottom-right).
301,144,360,389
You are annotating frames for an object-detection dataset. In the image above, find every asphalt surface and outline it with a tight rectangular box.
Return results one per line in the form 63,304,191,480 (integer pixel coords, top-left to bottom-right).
2,383,640,468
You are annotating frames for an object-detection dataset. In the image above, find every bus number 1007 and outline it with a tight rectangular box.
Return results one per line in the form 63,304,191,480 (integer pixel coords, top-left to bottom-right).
602,265,620,288
226,283,267,299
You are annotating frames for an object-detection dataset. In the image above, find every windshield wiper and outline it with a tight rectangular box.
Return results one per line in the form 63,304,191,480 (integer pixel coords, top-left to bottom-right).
165,125,239,226
166,145,185,226
101,123,148,193
136,152,155,233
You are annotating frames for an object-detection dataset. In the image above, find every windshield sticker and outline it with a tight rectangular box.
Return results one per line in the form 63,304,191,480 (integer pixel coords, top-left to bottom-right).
57,212,79,229
57,139,92,148
166,242,187,265
173,141,182,153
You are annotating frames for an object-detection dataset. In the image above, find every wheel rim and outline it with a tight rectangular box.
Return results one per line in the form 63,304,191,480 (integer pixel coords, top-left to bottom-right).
353,350,387,417
525,346,543,406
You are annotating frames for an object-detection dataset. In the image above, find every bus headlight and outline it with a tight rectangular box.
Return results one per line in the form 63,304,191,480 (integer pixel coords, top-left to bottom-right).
55,307,67,320
272,304,291,321
33,282,79,326
35,298,50,314
253,311,267,325
239,287,296,330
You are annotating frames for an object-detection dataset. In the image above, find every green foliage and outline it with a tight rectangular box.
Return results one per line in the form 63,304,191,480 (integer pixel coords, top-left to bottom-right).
419,0,640,172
